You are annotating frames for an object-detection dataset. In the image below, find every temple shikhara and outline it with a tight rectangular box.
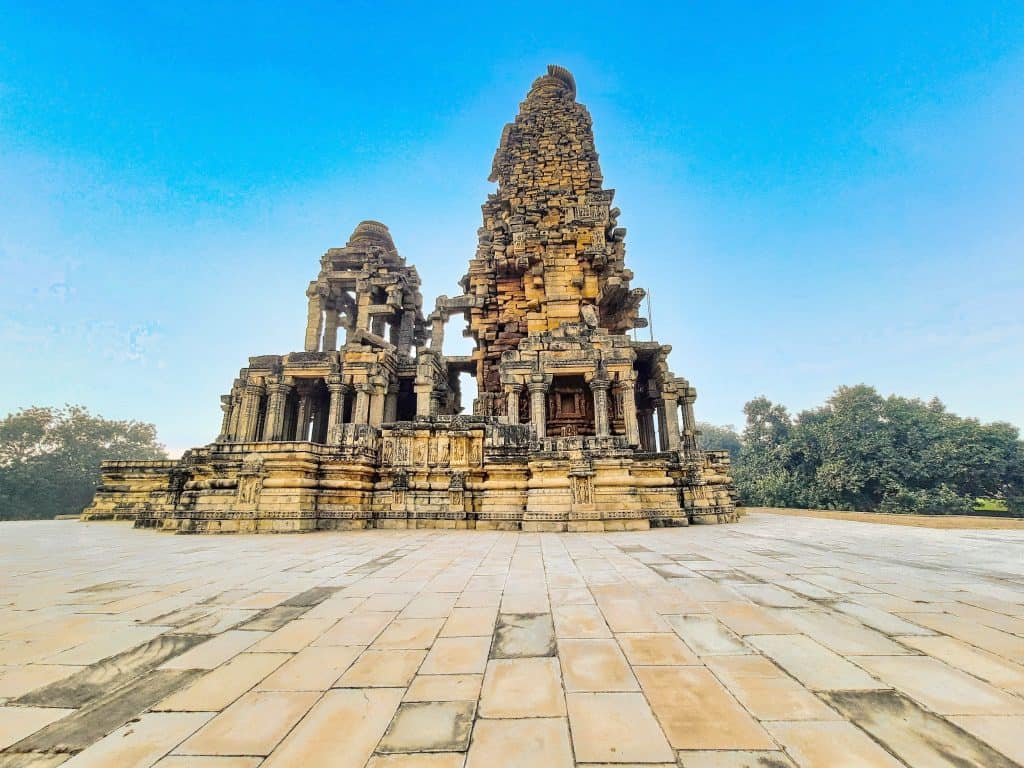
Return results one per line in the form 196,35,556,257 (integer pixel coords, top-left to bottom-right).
84,66,737,532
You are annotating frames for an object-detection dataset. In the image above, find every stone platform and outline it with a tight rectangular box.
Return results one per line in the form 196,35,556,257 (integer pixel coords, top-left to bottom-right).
1,513,1022,767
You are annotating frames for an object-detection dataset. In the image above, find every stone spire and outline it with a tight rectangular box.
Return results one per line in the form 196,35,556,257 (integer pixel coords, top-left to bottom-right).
464,65,646,403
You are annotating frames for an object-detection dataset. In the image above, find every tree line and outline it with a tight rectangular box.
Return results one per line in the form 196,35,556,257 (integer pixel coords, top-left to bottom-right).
0,406,166,521
699,384,1024,515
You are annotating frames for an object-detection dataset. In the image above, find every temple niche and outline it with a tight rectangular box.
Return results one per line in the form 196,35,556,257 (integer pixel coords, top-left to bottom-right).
83,66,737,533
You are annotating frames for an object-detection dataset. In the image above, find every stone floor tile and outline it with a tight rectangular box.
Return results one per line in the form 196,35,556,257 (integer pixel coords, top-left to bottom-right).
851,655,1024,715
314,610,396,645
262,688,403,768
455,591,502,608
775,610,911,655
176,690,319,756
566,692,675,763
500,591,550,614
490,613,555,658
704,654,786,680
465,717,573,768
747,635,885,691
257,645,362,690
404,674,483,702
400,595,457,619
616,632,699,665
479,658,565,718
711,602,798,636
896,634,1024,694
832,601,934,636
419,636,490,675
0,665,78,699
667,614,749,655
60,711,212,768
373,618,446,650
559,638,638,692
439,607,497,637
155,651,290,710
592,593,670,632
155,757,262,767
897,612,1024,658
764,721,904,767
676,751,796,767
635,667,775,750
824,690,1020,768
234,592,290,610
377,701,475,753
367,754,466,768
362,594,416,612
0,706,74,750
247,618,335,653
45,625,167,666
336,649,427,687
552,604,612,638
950,715,1024,765
159,630,269,670
716,674,839,721
733,584,813,609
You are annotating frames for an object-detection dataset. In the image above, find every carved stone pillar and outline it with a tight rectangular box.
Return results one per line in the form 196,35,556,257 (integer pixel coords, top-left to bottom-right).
661,392,681,451
368,380,387,428
264,377,292,441
304,292,324,352
430,314,446,352
589,379,611,437
227,389,242,442
527,378,549,438
294,393,311,441
322,309,339,351
384,385,399,423
326,377,349,445
680,385,698,451
218,395,232,441
620,381,640,447
505,383,523,425
353,384,371,425
239,382,265,443
654,398,668,451
415,380,433,418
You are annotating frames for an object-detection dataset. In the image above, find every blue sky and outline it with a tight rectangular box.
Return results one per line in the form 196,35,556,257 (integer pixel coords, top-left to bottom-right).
2,2,1022,455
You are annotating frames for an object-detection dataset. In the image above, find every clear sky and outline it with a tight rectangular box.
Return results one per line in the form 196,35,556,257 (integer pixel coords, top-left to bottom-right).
2,2,1022,455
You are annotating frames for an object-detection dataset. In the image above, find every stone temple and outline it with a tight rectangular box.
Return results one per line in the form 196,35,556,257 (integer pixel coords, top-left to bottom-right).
84,66,737,533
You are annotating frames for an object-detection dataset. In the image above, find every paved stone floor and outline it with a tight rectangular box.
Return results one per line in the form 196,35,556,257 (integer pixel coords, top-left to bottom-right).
1,514,1023,768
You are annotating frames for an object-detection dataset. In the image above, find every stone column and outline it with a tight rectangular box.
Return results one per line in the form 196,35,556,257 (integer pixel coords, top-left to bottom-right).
264,377,292,441
654,398,668,451
589,379,611,437
294,392,311,441
368,380,387,428
527,379,549,438
322,309,339,351
304,292,324,352
398,311,415,356
384,385,399,423
227,389,242,442
326,377,350,445
239,382,265,443
680,385,698,451
218,395,232,441
430,314,446,352
620,381,640,447
353,384,371,425
661,391,681,451
505,383,523,425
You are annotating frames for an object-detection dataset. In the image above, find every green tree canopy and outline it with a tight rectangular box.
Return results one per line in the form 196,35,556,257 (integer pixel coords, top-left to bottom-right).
731,386,1024,515
696,422,741,463
0,405,166,521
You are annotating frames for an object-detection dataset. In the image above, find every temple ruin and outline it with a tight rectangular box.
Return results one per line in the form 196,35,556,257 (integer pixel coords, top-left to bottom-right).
83,66,737,532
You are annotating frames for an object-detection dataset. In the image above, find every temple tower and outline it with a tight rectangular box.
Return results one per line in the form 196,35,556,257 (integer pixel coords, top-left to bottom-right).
464,65,646,415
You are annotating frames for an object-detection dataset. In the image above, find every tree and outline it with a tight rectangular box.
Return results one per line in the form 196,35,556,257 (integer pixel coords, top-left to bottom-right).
696,422,741,462
0,406,166,521
731,386,1024,515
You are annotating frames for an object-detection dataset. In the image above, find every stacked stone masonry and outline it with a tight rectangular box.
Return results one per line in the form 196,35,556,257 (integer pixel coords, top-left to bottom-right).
83,66,737,532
